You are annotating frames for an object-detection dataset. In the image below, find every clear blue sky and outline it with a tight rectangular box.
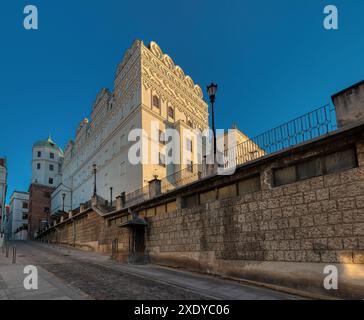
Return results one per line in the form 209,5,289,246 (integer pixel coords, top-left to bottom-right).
0,0,363,202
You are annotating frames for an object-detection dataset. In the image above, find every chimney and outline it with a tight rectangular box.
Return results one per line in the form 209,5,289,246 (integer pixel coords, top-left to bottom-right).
332,80,364,128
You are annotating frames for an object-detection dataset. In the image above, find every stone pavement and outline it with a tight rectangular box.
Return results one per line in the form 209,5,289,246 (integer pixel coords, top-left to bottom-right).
0,244,90,300
1,241,301,300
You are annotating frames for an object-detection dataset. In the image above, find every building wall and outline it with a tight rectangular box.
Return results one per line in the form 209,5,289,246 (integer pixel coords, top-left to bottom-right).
40,125,364,299
28,184,54,239
8,191,29,238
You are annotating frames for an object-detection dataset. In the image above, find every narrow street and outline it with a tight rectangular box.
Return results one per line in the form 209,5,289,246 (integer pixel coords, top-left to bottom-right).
0,241,300,300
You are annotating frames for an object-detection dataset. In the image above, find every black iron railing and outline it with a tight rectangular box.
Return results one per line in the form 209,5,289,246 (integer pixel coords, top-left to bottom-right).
124,185,150,207
224,104,337,168
95,195,116,212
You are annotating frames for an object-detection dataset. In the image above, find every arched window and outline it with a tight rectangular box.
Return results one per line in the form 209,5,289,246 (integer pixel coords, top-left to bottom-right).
152,95,160,108
168,106,174,119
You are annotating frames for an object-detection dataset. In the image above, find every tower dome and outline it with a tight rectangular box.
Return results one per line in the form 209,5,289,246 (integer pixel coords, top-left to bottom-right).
31,135,64,187
33,135,64,157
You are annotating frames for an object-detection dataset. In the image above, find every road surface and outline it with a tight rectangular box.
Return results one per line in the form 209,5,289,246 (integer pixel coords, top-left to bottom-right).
0,241,300,300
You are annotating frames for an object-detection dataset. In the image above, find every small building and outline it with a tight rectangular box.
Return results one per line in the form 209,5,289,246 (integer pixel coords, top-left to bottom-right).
8,191,29,240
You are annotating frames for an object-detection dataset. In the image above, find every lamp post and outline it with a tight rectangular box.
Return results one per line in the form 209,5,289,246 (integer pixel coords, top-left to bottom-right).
93,164,97,197
110,187,113,206
207,83,218,159
62,193,66,212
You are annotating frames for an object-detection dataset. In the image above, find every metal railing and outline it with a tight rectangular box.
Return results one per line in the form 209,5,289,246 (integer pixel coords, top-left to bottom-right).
124,185,150,207
95,195,116,212
160,164,202,194
224,104,337,169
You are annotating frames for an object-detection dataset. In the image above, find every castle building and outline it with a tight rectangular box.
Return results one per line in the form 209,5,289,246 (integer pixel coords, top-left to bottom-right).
28,136,63,239
51,40,209,214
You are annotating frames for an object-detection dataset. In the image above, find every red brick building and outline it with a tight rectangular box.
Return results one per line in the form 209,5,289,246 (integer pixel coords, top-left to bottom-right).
28,184,55,239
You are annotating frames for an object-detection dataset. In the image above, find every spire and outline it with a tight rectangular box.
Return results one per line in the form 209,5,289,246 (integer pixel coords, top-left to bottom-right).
47,133,55,146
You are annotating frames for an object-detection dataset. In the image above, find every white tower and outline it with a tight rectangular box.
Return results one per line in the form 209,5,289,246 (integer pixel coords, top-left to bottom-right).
32,136,64,187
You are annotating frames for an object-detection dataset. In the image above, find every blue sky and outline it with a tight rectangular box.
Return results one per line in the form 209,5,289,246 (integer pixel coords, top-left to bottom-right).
0,0,363,202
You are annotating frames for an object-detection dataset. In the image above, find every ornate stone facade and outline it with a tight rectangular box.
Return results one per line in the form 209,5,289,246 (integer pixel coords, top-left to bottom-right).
51,40,209,214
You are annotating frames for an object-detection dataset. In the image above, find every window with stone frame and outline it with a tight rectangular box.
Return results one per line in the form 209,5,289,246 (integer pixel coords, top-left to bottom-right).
186,138,193,152
159,152,166,167
159,130,165,145
187,160,193,172
168,106,174,119
152,95,160,109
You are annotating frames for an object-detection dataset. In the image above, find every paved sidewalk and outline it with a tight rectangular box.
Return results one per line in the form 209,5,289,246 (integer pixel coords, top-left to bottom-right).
0,245,90,300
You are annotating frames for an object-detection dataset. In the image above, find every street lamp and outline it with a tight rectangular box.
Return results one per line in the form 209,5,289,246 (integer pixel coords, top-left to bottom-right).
110,187,113,206
62,193,66,212
207,83,218,158
93,164,97,196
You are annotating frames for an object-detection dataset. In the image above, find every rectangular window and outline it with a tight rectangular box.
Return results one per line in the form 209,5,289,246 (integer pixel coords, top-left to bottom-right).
120,161,126,176
273,148,357,187
37,163,41,170
48,178,53,185
200,190,216,205
22,201,28,209
274,166,297,187
159,153,166,167
297,157,322,181
238,175,261,195
159,130,165,144
22,213,28,220
50,152,55,159
324,149,357,174
168,106,174,119
218,184,237,200
152,95,160,108
49,164,54,171
37,151,41,157
187,160,193,172
186,138,193,152
182,194,198,209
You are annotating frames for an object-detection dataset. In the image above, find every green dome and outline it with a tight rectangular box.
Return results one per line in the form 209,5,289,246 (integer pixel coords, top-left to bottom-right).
33,135,64,156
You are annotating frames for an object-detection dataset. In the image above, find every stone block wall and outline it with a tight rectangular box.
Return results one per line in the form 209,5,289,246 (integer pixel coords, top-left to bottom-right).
39,126,364,298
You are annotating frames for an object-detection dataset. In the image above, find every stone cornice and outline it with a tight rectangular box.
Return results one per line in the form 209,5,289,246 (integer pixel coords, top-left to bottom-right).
141,43,208,120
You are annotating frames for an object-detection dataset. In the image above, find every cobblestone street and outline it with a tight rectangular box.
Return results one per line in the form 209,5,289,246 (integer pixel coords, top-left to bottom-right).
0,241,299,300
